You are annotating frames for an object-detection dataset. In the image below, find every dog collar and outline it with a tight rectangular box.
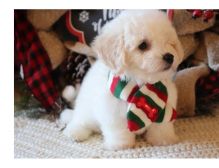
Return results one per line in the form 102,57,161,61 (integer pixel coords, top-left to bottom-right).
107,72,177,134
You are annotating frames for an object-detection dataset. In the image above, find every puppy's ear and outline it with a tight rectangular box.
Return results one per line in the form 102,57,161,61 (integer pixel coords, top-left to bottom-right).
92,30,127,74
172,38,184,64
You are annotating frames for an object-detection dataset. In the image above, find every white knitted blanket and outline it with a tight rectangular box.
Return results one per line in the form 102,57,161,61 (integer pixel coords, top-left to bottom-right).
14,110,219,158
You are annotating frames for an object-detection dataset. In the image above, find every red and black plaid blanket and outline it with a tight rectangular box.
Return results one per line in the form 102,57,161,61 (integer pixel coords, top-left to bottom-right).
14,10,62,114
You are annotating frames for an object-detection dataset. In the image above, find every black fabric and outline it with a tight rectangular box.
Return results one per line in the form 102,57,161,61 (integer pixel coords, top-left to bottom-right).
53,10,122,45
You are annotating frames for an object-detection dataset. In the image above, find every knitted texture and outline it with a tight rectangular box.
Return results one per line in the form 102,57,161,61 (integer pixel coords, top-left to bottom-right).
108,73,176,133
14,108,219,158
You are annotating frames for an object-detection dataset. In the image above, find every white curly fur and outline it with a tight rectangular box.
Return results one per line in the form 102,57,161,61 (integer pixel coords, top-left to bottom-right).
60,10,184,150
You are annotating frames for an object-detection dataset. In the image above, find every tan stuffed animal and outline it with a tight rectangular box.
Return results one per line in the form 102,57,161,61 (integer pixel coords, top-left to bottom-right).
172,10,219,117
175,64,210,117
27,10,68,69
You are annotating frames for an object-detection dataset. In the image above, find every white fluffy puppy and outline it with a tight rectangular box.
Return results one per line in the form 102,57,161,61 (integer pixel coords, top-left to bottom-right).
61,10,184,150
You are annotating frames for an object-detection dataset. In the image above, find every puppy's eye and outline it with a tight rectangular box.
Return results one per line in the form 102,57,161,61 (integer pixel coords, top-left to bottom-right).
138,41,148,51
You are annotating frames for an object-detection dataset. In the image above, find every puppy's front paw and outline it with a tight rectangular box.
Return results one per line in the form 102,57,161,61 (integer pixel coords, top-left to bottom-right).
146,123,179,146
104,133,135,150
63,124,91,142
146,131,179,146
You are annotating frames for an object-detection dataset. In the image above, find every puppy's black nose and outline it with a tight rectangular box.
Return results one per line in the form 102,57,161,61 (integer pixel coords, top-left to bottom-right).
163,53,174,64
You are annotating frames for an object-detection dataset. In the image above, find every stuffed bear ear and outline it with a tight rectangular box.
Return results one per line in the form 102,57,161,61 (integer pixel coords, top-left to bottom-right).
176,39,184,63
92,27,127,74
171,36,184,65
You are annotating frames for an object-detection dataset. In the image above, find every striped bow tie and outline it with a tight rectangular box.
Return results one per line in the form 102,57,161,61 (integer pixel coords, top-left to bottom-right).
108,73,177,134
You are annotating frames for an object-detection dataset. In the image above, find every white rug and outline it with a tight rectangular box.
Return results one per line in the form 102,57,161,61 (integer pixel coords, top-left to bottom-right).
14,111,219,158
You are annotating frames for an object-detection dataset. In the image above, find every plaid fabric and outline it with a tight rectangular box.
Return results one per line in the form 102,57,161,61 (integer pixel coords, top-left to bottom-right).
14,10,62,113
196,70,219,99
195,69,219,114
